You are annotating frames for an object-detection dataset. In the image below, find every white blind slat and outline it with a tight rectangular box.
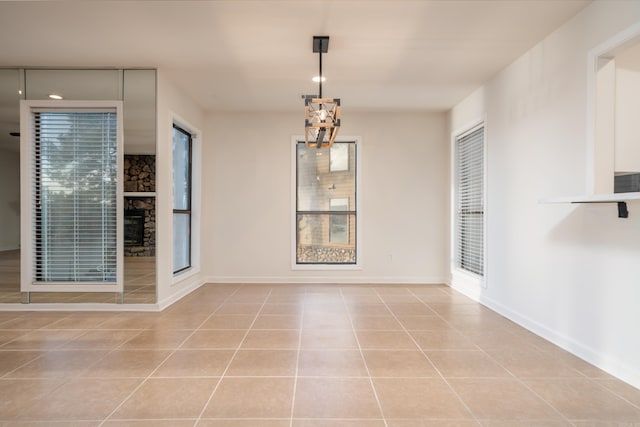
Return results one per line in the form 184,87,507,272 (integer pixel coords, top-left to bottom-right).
456,126,484,277
33,111,118,283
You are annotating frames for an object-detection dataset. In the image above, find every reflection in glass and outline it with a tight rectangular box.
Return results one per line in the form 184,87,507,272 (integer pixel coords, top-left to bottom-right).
0,69,23,303
329,198,349,243
173,129,190,210
330,143,349,172
173,213,190,272
0,68,157,303
34,111,118,283
26,69,121,101
297,213,356,263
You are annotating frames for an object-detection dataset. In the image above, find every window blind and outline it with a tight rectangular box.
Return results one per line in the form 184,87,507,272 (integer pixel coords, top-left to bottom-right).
456,126,484,277
33,110,118,283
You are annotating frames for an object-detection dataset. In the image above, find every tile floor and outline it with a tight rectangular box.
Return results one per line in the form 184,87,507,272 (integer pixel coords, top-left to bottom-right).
0,283,639,426
0,252,156,304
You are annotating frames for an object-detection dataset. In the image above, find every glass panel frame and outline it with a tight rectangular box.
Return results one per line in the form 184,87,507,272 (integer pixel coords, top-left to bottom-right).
20,100,124,294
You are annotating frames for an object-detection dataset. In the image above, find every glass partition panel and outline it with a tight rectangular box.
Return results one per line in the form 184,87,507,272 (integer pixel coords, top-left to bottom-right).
124,69,156,155
26,69,121,101
0,68,157,304
0,69,23,303
122,69,156,303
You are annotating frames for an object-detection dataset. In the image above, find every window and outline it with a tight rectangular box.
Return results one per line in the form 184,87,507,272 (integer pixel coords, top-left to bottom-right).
172,125,192,274
455,124,485,277
295,141,357,265
20,101,124,293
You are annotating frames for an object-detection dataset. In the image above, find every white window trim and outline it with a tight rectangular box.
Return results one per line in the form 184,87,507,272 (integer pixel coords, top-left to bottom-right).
291,135,363,271
450,119,487,289
20,100,124,293
171,113,201,284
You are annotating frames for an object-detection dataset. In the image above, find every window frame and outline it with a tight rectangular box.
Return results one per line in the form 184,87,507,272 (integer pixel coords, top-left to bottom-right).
291,136,362,270
172,123,193,275
20,100,124,293
450,120,487,289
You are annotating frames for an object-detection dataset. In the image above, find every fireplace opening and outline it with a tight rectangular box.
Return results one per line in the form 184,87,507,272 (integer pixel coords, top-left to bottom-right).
124,209,145,246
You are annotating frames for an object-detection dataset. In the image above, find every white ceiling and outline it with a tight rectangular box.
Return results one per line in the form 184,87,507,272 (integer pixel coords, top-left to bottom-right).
0,0,590,113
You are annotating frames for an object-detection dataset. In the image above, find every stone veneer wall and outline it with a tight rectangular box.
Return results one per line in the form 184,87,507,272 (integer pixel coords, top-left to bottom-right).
124,155,156,257
297,246,356,264
124,155,156,192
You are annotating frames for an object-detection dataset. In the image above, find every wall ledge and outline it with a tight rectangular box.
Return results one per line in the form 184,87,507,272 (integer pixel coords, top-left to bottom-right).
540,192,640,204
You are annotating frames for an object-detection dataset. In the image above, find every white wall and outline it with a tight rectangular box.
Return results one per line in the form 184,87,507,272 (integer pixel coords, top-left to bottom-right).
203,112,449,284
156,70,206,307
450,1,640,388
0,148,20,251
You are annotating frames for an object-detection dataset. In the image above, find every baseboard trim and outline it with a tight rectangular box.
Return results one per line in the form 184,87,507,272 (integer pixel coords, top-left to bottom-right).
157,278,207,311
450,282,640,390
204,276,448,285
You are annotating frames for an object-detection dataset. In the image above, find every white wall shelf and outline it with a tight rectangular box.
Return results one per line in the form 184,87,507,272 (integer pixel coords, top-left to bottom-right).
540,192,640,218
124,192,156,198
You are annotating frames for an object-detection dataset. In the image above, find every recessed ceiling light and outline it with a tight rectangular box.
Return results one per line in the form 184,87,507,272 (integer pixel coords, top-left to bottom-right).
312,76,326,83
18,90,22,95
48,94,63,100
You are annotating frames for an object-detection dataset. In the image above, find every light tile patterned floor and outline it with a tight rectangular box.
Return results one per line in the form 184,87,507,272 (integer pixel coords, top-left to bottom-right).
0,252,156,304
0,283,639,426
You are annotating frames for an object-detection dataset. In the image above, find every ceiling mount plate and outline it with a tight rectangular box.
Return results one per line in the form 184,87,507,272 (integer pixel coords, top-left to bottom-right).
313,36,329,53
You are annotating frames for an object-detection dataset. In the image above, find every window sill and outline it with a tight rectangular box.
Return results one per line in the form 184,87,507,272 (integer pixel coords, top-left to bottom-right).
292,263,362,271
172,267,200,286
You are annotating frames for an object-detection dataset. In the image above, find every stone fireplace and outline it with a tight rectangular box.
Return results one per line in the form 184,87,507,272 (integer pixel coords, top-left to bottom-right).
124,155,155,193
124,155,156,257
124,209,145,247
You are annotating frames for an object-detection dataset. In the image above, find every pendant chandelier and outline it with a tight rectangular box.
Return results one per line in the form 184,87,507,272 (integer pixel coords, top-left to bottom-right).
304,36,341,148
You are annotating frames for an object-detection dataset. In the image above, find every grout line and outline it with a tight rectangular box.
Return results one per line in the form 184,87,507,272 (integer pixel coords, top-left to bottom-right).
589,377,640,412
193,285,275,427
381,287,481,424
3,284,639,425
340,286,389,427
407,287,576,425
97,285,245,427
288,286,306,427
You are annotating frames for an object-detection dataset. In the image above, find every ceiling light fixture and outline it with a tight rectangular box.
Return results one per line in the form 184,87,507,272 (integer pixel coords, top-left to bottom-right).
312,76,326,83
304,35,341,148
48,94,63,100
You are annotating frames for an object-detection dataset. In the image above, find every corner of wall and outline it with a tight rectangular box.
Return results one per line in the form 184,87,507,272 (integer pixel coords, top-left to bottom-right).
155,69,207,306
